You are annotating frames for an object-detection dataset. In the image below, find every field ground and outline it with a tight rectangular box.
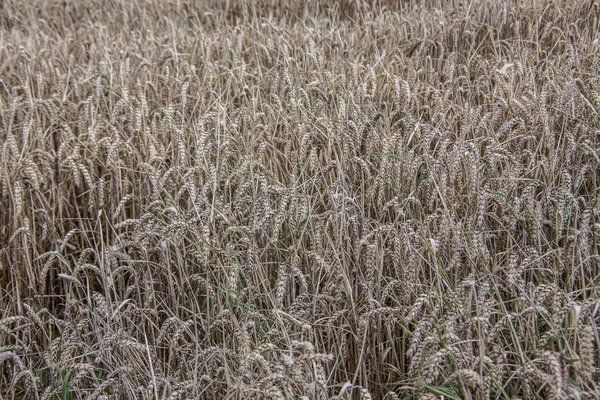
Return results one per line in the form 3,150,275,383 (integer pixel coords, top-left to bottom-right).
1,0,600,398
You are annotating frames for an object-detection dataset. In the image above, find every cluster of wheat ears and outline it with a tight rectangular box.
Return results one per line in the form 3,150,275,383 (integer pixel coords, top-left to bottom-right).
0,0,599,398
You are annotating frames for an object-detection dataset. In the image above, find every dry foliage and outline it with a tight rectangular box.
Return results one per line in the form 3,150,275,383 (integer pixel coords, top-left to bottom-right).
1,0,600,398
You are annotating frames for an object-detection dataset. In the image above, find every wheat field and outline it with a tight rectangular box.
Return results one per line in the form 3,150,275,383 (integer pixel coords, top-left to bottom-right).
0,0,599,398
